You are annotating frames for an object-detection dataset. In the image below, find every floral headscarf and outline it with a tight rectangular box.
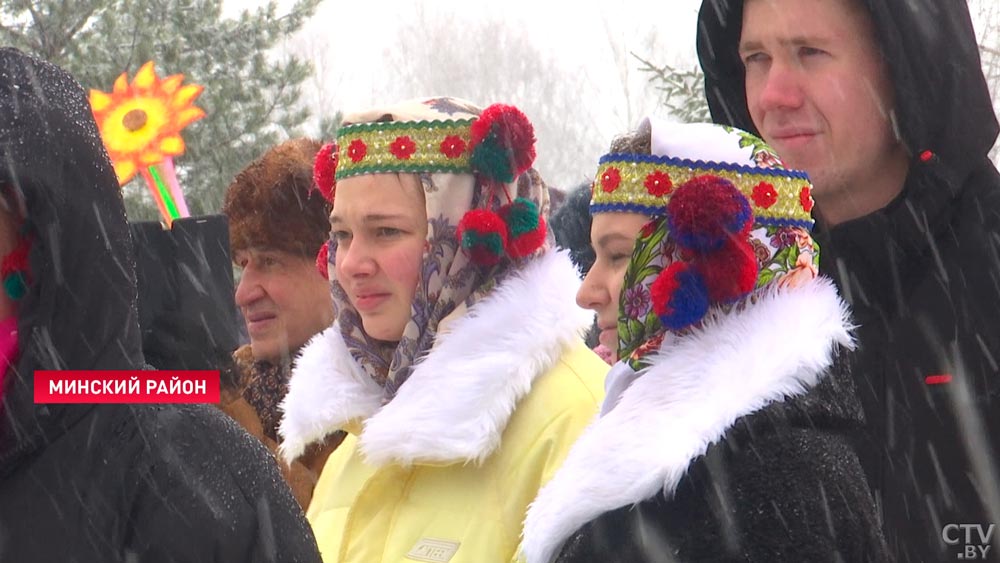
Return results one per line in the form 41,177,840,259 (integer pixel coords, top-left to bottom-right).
322,98,550,397
618,218,818,370
589,120,819,370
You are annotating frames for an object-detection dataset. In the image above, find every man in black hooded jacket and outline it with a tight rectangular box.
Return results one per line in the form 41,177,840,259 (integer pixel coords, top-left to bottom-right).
697,0,1000,561
0,47,322,562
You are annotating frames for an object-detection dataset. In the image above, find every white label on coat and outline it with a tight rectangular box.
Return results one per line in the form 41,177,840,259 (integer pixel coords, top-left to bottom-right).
406,538,461,562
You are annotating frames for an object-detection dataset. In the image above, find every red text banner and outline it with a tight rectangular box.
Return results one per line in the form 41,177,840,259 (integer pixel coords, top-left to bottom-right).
34,371,220,404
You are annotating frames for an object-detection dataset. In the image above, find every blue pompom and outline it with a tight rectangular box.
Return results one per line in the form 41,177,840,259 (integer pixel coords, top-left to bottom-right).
651,262,710,331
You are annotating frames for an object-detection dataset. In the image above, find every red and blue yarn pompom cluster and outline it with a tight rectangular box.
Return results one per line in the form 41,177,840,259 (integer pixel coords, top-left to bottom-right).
457,104,545,266
650,175,759,331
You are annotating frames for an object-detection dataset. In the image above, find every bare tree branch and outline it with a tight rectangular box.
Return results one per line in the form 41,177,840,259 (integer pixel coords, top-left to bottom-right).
26,4,51,58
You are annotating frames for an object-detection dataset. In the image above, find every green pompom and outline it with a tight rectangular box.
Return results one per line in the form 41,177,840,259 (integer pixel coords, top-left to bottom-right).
461,230,505,257
503,197,540,237
469,127,516,184
3,272,26,301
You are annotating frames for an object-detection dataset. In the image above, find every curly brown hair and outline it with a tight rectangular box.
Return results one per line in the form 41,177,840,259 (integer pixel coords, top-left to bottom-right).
608,119,652,155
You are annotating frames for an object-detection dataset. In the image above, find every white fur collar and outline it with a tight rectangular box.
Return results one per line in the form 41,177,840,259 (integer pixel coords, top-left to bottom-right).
278,250,592,467
520,277,853,563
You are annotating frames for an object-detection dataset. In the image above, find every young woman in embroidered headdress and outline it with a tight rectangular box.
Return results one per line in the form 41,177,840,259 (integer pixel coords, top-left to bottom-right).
277,98,607,563
519,120,889,562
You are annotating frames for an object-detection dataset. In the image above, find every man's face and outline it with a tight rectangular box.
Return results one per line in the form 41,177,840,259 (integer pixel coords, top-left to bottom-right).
739,0,907,221
234,247,333,362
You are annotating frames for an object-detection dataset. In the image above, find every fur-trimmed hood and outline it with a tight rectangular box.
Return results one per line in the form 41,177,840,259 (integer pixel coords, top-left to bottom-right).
279,249,592,466
521,276,853,563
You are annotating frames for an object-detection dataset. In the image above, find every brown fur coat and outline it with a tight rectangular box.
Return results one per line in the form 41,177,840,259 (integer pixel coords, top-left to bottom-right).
218,344,343,509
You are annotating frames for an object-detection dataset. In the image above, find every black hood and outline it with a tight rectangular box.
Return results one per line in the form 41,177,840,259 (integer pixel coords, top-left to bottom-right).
0,48,144,464
697,0,998,183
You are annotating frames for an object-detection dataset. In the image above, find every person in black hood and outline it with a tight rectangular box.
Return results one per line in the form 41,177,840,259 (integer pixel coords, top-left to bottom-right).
697,1,1000,560
550,182,603,353
0,47,321,562
550,182,597,277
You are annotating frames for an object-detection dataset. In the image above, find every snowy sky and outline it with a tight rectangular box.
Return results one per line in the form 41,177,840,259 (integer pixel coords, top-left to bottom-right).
219,0,702,187
223,0,702,90
222,0,996,111
222,0,999,185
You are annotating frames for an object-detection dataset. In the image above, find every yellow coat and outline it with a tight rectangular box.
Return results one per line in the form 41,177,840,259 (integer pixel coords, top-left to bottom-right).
279,251,608,563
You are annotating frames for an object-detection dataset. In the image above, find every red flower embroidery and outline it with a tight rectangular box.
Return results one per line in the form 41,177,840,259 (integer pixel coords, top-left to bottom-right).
390,136,417,160
644,170,673,196
800,186,814,212
600,167,621,192
439,135,466,159
347,139,367,163
752,181,778,209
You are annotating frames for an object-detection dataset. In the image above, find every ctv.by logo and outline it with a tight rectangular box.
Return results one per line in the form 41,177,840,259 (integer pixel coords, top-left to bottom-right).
942,524,995,560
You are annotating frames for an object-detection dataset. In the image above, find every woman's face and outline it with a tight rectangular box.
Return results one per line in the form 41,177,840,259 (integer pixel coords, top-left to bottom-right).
331,173,428,342
576,212,651,354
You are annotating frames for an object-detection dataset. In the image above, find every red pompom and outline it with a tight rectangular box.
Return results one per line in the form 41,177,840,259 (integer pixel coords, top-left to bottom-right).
507,214,546,259
499,197,547,259
313,142,338,203
469,104,536,183
1,235,32,300
667,175,752,253
315,241,330,280
695,241,758,304
457,209,508,266
0,236,30,278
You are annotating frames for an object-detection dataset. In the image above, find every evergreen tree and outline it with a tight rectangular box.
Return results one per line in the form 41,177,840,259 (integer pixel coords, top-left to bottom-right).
1,0,321,219
633,53,711,125
317,111,342,144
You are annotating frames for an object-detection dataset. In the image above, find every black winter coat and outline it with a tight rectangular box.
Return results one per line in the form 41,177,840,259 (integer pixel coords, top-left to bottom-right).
521,279,888,563
697,2,1000,561
0,47,321,563
553,383,885,563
